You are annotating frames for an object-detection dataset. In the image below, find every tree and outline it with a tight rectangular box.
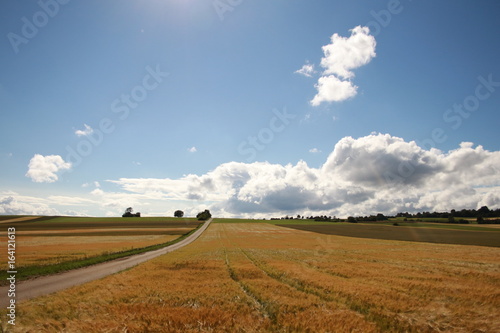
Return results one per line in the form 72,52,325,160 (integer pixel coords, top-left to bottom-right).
174,210,184,218
478,206,490,217
347,216,357,223
122,207,140,217
196,209,212,221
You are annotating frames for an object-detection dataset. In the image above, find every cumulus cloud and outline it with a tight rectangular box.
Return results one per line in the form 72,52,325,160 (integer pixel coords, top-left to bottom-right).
25,154,72,183
295,63,316,77
320,26,376,79
310,75,358,105
188,147,197,153
75,124,94,137
309,26,376,106
309,148,321,153
108,133,500,218
12,134,498,218
322,134,443,187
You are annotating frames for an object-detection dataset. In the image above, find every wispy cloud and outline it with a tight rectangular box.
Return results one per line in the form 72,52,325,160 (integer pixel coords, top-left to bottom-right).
75,124,94,137
188,146,197,153
295,63,316,77
309,148,322,153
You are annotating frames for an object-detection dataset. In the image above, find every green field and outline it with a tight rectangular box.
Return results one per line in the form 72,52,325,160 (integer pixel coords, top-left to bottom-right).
1,216,200,235
280,223,500,247
381,221,500,231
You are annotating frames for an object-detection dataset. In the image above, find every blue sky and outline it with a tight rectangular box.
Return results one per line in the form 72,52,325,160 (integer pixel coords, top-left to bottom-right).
1,0,500,217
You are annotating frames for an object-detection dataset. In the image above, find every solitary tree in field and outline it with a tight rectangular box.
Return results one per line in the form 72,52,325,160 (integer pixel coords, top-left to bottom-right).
174,210,184,218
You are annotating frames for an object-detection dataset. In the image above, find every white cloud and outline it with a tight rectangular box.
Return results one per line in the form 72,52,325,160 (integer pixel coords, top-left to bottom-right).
320,26,376,79
188,147,197,153
310,75,358,105
309,148,321,153
295,63,316,77
11,134,500,218
25,154,72,183
75,124,94,137
310,26,376,106
107,133,500,218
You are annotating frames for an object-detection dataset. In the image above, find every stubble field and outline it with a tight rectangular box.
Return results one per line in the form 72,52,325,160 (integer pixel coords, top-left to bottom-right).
7,222,500,332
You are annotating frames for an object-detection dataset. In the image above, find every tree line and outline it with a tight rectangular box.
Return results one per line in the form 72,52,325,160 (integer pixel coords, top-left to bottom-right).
270,206,500,224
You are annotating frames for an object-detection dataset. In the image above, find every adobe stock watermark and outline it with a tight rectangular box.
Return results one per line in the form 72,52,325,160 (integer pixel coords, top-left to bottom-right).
212,0,243,21
7,0,71,54
65,65,169,168
365,0,414,37
383,74,500,185
237,107,296,162
365,0,406,36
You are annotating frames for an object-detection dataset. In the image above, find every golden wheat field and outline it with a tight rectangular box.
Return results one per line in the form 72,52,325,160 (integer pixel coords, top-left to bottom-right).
1,234,181,267
6,223,500,332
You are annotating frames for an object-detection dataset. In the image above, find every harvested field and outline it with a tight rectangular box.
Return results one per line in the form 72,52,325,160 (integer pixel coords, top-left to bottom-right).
10,223,500,332
280,223,500,247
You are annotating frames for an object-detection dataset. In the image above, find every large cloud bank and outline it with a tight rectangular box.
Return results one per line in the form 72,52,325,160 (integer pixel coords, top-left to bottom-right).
108,133,500,218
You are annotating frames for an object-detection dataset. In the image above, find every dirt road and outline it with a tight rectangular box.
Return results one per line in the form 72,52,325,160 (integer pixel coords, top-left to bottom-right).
0,218,212,307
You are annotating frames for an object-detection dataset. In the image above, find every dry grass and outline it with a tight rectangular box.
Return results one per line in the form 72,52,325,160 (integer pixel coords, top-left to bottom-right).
7,223,500,332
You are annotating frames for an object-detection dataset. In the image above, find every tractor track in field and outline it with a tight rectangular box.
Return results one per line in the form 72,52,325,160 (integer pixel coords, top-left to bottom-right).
220,224,415,333
217,226,276,325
